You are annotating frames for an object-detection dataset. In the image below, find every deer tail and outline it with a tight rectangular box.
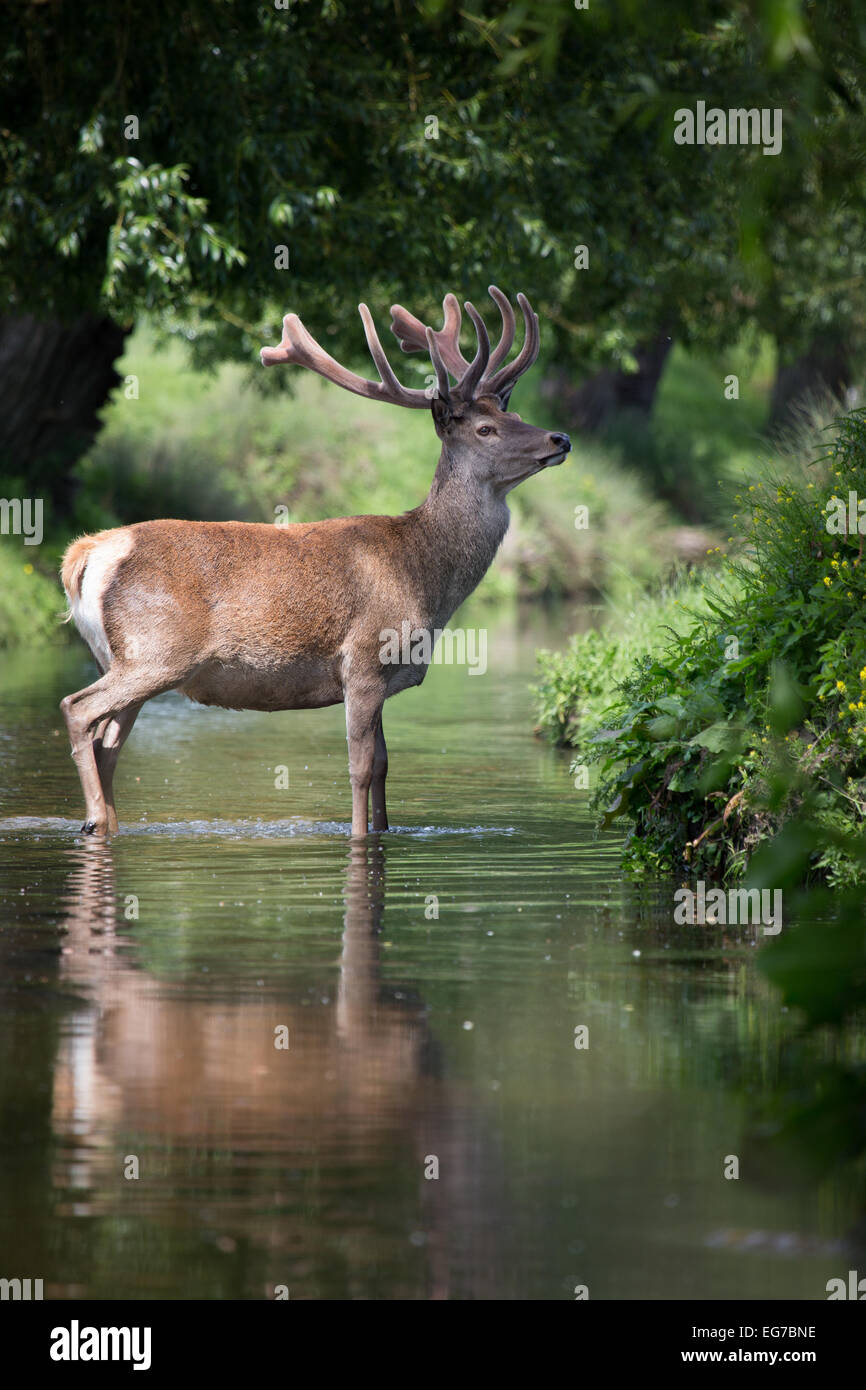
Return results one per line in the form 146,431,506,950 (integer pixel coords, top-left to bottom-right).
60,534,105,620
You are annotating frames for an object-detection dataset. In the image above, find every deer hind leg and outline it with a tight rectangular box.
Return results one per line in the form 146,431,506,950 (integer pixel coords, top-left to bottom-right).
345,690,386,837
371,714,389,832
93,702,143,834
61,667,180,836
61,683,110,835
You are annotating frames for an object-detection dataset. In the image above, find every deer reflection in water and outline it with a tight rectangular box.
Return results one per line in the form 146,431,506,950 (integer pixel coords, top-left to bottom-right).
51,837,509,1298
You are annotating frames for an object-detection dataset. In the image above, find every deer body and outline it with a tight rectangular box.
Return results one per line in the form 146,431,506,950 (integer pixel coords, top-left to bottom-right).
60,287,569,836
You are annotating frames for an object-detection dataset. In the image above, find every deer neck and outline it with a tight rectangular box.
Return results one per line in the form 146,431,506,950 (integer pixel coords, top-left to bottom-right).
411,448,510,623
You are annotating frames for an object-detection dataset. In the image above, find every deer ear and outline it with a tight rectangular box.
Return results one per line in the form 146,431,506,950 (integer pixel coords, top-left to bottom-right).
431,392,454,435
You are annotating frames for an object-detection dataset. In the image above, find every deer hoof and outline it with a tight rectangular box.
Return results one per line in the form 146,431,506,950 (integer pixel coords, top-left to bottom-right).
81,820,98,835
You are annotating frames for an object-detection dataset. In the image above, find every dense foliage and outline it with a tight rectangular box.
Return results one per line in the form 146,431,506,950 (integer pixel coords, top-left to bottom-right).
3,0,865,370
537,408,866,887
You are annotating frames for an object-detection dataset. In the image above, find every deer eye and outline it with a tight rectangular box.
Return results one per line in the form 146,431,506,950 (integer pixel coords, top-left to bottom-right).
477,424,495,437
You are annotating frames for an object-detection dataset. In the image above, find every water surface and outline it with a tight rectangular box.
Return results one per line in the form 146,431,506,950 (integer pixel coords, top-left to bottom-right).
0,612,860,1299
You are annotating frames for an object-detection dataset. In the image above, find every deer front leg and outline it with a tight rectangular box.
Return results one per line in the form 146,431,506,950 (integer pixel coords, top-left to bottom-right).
371,715,389,832
345,692,385,837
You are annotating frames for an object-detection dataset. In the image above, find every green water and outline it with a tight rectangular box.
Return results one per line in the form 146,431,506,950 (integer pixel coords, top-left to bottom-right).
0,612,860,1300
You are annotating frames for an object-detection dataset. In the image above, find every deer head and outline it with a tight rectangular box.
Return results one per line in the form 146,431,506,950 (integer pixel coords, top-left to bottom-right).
261,285,570,495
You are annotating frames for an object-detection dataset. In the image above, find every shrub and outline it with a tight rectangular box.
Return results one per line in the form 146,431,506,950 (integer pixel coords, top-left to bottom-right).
537,408,866,886
0,546,63,647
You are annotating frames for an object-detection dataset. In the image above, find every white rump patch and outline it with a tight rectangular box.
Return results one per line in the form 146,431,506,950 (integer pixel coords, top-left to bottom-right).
68,531,134,671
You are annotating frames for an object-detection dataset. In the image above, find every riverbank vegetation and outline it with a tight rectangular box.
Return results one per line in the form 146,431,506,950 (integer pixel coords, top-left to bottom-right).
536,407,866,889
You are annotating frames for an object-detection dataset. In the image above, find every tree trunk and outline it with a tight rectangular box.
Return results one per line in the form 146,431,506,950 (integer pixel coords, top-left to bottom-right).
0,313,130,516
769,334,852,434
544,332,674,433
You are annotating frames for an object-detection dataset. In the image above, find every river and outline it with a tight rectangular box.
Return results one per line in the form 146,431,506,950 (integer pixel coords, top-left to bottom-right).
0,607,858,1299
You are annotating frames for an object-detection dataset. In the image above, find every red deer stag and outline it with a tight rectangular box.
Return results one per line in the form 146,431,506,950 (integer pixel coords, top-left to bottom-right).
60,286,570,837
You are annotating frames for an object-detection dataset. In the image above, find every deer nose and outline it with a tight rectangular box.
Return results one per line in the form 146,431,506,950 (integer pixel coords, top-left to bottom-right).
549,432,571,452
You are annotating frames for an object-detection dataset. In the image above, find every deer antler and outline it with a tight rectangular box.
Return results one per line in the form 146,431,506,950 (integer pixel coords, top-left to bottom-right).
261,288,534,409
482,292,539,406
390,293,469,378
261,306,435,408
389,285,538,407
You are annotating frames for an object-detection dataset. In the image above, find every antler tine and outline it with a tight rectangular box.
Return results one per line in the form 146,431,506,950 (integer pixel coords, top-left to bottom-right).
390,304,431,353
457,302,491,399
359,303,423,400
390,293,470,379
260,308,431,409
484,292,540,403
425,327,452,402
437,293,471,375
483,285,516,378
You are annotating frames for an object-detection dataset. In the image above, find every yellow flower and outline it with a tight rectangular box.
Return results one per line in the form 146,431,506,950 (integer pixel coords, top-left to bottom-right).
837,680,847,692
23,563,33,575
831,560,840,568
824,576,833,586
849,703,857,712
